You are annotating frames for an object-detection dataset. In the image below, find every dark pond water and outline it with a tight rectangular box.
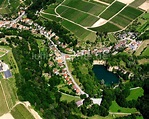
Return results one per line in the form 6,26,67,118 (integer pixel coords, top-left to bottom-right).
92,65,119,85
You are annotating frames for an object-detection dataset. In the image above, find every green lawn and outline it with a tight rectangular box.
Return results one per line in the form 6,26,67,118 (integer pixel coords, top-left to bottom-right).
62,0,107,16
11,104,35,119
60,93,80,102
57,5,99,27
0,82,9,116
126,88,144,101
40,13,62,22
100,1,126,20
110,101,138,113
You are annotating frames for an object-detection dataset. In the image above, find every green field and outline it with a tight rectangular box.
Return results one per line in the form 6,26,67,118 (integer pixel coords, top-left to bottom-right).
141,46,149,56
111,13,132,28
110,101,138,113
100,1,126,20
130,0,146,7
60,93,80,102
120,6,143,20
90,22,121,32
11,104,35,119
62,0,107,16
57,5,99,27
126,88,144,101
108,33,117,43
0,82,9,116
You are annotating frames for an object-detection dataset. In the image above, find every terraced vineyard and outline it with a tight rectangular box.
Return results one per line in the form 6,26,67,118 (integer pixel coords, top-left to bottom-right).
41,0,145,41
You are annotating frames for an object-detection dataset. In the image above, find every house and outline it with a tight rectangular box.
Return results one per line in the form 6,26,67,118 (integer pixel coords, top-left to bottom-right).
4,70,12,79
76,100,84,107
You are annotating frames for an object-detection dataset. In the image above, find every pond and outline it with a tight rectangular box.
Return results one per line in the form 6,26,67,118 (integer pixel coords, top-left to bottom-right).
92,65,119,85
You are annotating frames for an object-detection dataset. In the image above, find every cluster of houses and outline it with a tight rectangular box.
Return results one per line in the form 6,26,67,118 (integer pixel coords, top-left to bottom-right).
0,60,12,79
114,32,142,51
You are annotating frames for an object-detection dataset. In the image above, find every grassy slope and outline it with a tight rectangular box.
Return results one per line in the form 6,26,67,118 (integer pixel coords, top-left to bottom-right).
110,101,137,113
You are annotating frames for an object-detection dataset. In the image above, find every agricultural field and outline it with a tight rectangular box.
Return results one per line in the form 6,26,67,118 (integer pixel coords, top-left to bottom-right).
126,88,144,101
130,0,146,7
11,104,35,119
90,22,121,32
111,13,132,28
100,1,126,20
57,5,99,27
120,6,143,20
42,0,144,41
62,0,108,16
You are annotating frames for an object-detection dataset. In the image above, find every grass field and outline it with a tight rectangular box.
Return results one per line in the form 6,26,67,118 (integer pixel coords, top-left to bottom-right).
57,5,99,27
0,82,9,116
141,46,149,56
40,13,62,22
100,1,126,20
130,0,146,7
127,88,144,101
62,0,107,16
60,93,80,102
11,104,35,119
110,101,137,113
